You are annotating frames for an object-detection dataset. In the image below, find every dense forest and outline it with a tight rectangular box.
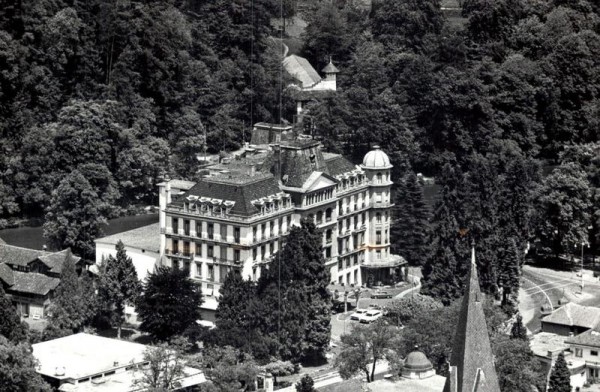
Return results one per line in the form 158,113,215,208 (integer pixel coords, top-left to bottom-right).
0,0,598,297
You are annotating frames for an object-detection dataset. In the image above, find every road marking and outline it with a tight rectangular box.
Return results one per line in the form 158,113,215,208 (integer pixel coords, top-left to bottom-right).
523,278,573,292
525,282,576,297
522,277,554,312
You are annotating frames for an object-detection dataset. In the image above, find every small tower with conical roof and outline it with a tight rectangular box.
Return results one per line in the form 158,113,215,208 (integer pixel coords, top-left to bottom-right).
321,57,340,84
443,248,501,392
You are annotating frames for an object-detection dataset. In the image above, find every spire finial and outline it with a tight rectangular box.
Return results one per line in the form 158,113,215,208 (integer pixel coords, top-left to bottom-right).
471,246,476,267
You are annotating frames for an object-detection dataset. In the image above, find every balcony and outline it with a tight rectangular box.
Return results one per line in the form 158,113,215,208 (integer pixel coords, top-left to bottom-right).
165,249,193,259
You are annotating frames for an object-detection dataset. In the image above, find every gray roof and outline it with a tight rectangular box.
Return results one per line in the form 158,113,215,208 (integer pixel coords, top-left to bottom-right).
0,244,78,272
10,271,60,296
324,154,357,176
542,303,600,329
95,223,161,253
180,175,283,217
283,55,321,88
566,325,600,348
444,250,501,392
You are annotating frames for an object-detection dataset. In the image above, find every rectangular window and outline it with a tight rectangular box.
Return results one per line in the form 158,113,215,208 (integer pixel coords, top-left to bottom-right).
592,350,598,356
261,245,266,259
270,221,275,237
234,249,241,263
196,242,203,257
338,259,343,269
183,241,190,256
220,245,227,261
197,221,203,237
234,227,240,243
325,247,331,258
575,348,582,357
376,251,382,260
184,220,190,236
261,224,266,240
220,224,227,241
253,227,257,242
287,215,292,230
172,218,178,234
172,259,179,269
208,223,214,240
376,231,382,245
208,265,214,281
253,248,257,261
172,239,179,254
195,263,202,278
207,245,213,258
183,260,191,273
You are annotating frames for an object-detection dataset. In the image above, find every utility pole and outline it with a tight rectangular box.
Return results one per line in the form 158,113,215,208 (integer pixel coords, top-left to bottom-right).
580,241,588,293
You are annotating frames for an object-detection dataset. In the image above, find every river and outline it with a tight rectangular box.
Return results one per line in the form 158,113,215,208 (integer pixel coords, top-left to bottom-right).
0,214,159,251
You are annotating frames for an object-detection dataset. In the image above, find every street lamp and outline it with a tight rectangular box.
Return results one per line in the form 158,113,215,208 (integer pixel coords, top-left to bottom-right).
577,241,589,293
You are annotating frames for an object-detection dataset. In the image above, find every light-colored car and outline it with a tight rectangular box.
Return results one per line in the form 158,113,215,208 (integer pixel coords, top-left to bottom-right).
350,308,368,321
371,290,393,299
359,310,383,324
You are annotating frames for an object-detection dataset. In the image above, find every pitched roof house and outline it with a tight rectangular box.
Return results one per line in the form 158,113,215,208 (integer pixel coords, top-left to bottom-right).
541,303,600,336
0,244,80,319
444,249,501,392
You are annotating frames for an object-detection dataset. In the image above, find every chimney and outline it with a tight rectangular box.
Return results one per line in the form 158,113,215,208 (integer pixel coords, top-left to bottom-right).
271,144,282,183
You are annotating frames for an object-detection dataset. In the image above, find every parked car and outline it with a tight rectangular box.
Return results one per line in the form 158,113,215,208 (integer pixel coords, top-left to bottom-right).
371,290,393,299
350,308,368,321
359,310,383,324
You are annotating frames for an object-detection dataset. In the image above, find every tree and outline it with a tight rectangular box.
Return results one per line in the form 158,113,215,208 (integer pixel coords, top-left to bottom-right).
0,287,28,343
383,294,443,327
97,241,141,339
497,237,521,310
399,302,460,376
253,218,331,362
43,169,107,258
548,352,571,392
391,172,430,266
371,0,444,51
46,253,89,334
0,336,51,392
296,374,316,392
492,334,546,392
510,313,528,341
215,271,254,332
535,163,592,262
134,336,189,391
264,360,297,386
199,346,260,392
137,265,203,342
335,321,397,383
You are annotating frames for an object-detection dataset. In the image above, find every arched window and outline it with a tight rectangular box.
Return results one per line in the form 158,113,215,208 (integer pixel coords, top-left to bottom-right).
316,210,323,224
325,208,332,221
376,172,382,184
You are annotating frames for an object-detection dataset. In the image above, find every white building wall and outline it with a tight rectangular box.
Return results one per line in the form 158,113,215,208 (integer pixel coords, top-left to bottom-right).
95,242,159,283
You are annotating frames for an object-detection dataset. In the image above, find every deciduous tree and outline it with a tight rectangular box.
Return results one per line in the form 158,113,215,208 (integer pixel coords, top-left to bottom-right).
0,336,51,392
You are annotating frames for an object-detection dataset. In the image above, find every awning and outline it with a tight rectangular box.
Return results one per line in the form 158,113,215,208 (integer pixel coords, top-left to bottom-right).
361,254,407,269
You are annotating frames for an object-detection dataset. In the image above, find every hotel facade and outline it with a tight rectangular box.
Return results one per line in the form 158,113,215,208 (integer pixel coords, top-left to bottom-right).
158,124,405,296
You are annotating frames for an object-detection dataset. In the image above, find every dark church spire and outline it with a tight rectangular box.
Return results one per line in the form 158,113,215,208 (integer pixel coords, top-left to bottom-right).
443,248,501,392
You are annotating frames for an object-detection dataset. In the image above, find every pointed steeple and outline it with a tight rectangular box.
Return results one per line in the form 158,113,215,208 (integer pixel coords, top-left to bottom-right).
443,248,501,392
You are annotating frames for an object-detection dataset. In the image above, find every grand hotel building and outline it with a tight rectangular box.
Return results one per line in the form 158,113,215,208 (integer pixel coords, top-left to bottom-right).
158,124,405,296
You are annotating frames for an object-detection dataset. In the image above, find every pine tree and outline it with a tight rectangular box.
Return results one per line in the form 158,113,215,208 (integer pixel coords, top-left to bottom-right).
137,266,203,342
255,218,331,362
510,313,528,341
215,271,254,331
46,253,90,335
98,241,141,339
548,352,571,392
391,172,430,266
421,169,470,305
498,237,521,310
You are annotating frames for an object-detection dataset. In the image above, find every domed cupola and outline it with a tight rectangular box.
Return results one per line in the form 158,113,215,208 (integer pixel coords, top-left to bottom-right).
402,348,435,379
361,145,392,169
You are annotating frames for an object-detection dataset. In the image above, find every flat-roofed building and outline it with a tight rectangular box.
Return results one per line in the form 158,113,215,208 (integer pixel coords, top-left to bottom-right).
32,333,205,391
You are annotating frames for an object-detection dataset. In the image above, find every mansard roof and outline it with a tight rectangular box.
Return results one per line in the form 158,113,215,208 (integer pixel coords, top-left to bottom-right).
443,249,501,392
179,173,283,217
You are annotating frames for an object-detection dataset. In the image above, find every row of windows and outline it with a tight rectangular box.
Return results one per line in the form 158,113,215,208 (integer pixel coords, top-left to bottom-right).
171,215,292,243
338,192,367,215
337,174,366,192
337,253,363,270
305,188,334,206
